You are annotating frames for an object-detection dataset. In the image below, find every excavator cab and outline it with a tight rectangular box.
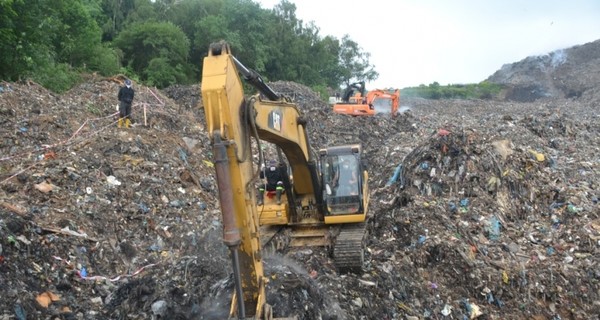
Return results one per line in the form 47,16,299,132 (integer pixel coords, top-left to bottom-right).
370,91,397,114
319,145,368,224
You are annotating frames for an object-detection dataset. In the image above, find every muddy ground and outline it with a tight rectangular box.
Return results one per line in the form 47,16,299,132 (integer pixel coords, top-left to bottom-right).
1,70,599,320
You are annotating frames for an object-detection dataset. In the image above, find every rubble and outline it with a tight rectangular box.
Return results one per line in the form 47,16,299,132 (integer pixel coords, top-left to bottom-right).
1,58,600,319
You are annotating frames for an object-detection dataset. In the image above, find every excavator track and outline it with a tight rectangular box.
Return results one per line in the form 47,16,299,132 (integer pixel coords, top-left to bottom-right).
333,223,366,272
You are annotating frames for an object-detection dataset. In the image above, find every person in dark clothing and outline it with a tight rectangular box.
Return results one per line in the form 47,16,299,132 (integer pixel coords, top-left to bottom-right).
117,79,135,128
258,160,285,205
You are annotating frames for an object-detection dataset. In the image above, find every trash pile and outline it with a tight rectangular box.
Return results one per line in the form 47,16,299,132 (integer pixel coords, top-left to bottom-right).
0,79,225,319
363,107,600,319
1,71,599,320
291,89,600,319
487,38,600,103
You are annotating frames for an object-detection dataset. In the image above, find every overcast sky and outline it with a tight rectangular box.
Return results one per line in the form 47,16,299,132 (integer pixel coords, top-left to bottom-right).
256,0,600,89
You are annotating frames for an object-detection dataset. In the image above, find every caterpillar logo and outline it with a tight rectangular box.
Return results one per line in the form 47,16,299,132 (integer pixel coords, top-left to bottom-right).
268,110,282,132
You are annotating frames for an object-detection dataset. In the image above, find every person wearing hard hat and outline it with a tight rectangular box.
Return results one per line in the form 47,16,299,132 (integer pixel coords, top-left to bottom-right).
117,79,135,128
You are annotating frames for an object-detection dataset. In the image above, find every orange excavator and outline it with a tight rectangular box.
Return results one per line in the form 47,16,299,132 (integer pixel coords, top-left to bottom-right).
332,81,400,117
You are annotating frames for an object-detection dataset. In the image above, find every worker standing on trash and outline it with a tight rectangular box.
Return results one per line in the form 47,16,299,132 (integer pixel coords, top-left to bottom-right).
117,79,135,128
258,160,285,205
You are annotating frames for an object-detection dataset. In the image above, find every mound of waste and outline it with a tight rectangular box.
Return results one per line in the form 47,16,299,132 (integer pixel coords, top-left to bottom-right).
1,78,599,320
487,38,600,103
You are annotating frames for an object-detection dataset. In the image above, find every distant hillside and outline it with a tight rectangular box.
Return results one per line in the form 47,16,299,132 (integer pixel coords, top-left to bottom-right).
487,39,600,103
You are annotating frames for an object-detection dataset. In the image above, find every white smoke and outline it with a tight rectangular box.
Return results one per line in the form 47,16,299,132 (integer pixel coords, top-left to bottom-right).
550,49,567,68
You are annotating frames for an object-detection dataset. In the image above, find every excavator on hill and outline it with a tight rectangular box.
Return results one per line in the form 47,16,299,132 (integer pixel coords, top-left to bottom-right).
332,81,400,117
200,41,370,319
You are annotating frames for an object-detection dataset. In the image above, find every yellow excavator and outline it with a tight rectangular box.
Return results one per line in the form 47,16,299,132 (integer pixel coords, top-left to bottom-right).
201,41,370,319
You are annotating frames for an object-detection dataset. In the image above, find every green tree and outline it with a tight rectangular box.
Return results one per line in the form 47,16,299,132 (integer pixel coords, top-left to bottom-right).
194,15,242,62
1,0,381,94
45,0,103,67
0,0,118,91
114,21,193,87
314,35,343,88
165,0,208,57
99,0,136,41
125,0,159,24
0,0,52,80
338,35,378,86
145,57,186,87
191,0,271,82
263,0,341,87
219,0,270,72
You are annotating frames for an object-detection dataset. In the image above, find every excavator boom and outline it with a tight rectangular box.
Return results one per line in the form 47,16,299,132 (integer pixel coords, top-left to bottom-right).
201,41,270,319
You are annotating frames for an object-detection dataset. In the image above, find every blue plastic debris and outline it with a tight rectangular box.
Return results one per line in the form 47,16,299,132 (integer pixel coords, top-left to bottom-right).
169,200,184,208
488,216,501,241
178,148,188,165
448,202,457,213
138,202,150,213
552,217,561,229
460,298,472,314
386,164,404,187
485,290,505,307
198,201,208,210
14,303,26,320
486,292,494,304
494,298,505,307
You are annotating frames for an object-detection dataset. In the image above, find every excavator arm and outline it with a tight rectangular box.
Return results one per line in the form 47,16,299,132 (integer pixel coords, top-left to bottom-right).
201,41,269,319
202,41,316,319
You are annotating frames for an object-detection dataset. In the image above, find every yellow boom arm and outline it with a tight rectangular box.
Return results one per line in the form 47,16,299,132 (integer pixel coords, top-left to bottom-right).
201,41,268,319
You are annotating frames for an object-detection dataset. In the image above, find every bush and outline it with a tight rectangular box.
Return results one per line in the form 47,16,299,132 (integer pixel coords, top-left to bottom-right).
30,63,81,93
144,57,186,88
88,45,120,76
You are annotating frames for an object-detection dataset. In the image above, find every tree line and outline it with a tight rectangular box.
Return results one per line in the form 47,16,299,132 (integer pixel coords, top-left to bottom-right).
0,0,378,94
402,81,503,100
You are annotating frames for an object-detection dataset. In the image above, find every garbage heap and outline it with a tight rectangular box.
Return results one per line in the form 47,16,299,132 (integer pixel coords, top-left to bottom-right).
1,78,598,319
366,123,599,319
